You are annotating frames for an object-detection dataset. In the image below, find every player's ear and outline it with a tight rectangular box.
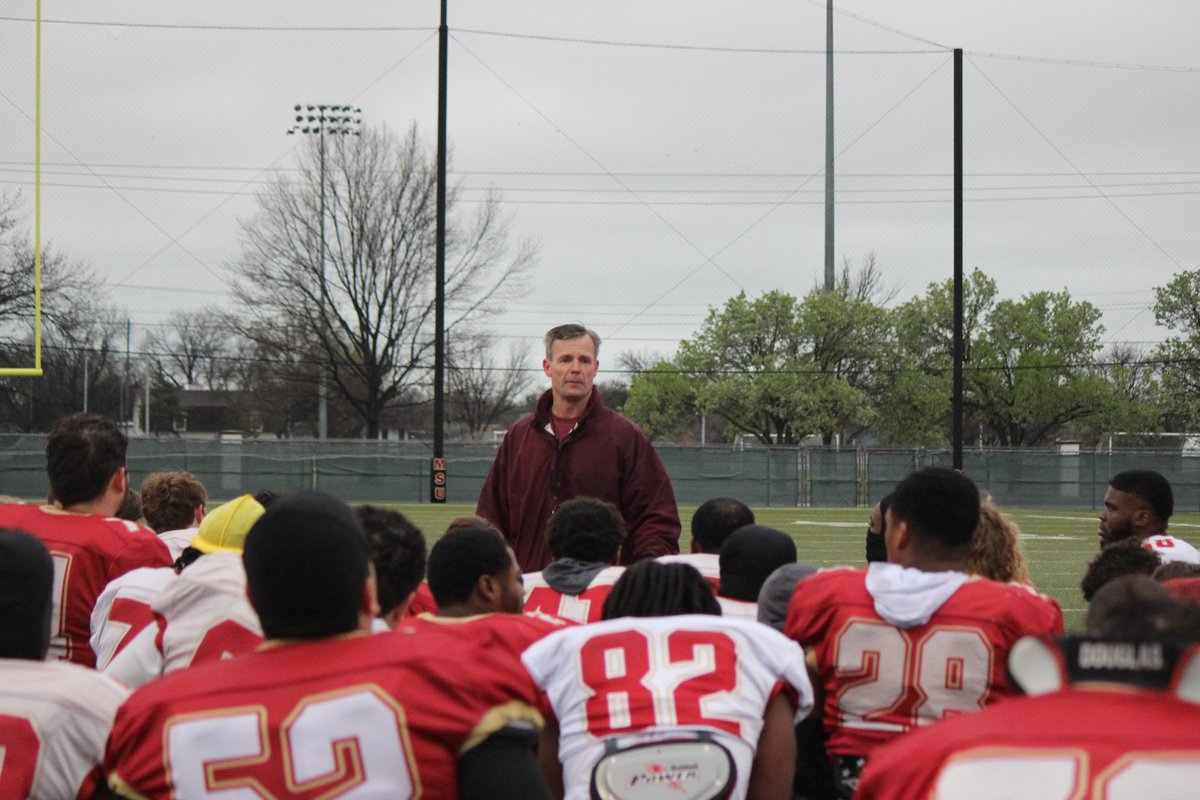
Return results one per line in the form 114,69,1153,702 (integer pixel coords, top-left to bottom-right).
359,566,381,626
110,466,128,497
475,573,501,610
887,519,911,563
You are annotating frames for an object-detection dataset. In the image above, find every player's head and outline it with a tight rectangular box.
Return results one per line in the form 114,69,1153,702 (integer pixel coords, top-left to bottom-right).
886,468,980,566
445,515,503,538
140,471,207,533
601,560,720,620
967,500,1030,584
0,529,54,660
691,497,755,554
116,486,143,523
45,412,128,511
188,495,265,557
252,488,281,508
545,497,626,564
1154,562,1200,583
427,524,523,616
1081,539,1162,602
1086,575,1200,641
243,492,372,640
756,562,819,632
543,323,601,360
1102,470,1174,545
718,525,797,601
356,505,426,627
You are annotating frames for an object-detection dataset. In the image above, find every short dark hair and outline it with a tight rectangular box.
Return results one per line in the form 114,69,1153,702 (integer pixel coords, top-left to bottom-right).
0,529,55,660
356,505,427,617
140,471,206,532
1109,470,1174,525
544,323,600,359
116,487,143,523
718,525,797,601
427,525,513,608
691,497,755,552
1153,561,1200,583
1081,539,1162,602
45,413,127,507
601,561,720,619
1086,575,1200,640
545,497,626,563
888,468,980,557
252,489,281,509
243,492,369,640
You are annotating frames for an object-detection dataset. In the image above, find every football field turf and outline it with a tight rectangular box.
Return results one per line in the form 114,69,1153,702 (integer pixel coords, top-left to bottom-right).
389,503,1200,632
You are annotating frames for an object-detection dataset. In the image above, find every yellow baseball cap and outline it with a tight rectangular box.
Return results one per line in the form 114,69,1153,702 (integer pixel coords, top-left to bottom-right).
190,495,266,554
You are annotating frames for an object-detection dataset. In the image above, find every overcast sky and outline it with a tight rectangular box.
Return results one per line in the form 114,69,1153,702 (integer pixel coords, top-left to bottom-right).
2,1,1198,380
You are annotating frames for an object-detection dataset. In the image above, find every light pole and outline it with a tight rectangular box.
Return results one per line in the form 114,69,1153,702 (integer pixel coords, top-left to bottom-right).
287,104,362,439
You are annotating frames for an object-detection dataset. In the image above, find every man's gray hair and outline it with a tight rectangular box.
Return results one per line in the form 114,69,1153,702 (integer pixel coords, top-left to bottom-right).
544,324,601,359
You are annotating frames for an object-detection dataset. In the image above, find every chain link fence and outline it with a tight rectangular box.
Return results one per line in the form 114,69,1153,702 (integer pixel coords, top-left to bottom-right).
4,434,1198,510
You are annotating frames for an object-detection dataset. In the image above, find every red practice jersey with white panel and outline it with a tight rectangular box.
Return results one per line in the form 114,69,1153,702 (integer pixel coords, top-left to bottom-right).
522,565,626,624
785,564,1064,759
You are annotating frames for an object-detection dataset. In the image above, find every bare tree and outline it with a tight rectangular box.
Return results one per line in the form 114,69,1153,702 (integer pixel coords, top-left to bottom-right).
143,309,238,390
446,332,530,437
230,123,536,438
1,192,128,431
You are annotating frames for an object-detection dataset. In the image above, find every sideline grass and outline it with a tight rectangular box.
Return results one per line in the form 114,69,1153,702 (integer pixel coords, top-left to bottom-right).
390,503,1200,631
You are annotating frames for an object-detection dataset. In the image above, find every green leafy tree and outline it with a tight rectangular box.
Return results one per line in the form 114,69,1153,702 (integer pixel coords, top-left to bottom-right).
882,269,997,446
626,278,887,445
1154,269,1200,426
968,289,1107,446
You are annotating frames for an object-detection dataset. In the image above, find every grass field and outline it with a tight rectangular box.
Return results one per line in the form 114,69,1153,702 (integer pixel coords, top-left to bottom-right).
392,503,1200,632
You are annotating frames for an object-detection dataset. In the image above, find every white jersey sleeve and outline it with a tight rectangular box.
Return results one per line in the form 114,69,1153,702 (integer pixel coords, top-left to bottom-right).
716,596,759,620
154,551,263,675
0,659,130,799
90,567,175,670
522,614,813,800
1145,534,1200,565
656,552,721,584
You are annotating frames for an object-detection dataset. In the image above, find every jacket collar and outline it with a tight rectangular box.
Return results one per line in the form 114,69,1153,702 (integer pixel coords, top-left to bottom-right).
534,387,605,427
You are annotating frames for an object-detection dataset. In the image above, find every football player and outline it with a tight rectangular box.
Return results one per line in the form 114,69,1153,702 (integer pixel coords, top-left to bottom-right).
105,492,553,800
658,495,756,586
785,467,1064,797
0,413,172,666
357,504,427,629
523,560,814,800
1100,469,1200,564
716,524,797,619
522,497,627,623
97,495,266,687
858,575,1200,799
138,470,207,560
0,529,129,798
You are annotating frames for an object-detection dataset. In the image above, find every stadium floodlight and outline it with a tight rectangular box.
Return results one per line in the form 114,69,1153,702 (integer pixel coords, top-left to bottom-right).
286,103,362,438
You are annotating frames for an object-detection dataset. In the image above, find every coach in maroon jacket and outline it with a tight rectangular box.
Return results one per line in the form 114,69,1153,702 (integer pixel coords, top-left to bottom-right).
476,324,681,572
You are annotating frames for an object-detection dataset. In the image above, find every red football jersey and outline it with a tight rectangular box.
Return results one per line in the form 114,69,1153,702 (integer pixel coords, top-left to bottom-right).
0,503,172,667
785,565,1063,758
857,686,1200,799
405,581,439,617
522,566,625,624
106,613,563,800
